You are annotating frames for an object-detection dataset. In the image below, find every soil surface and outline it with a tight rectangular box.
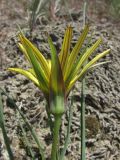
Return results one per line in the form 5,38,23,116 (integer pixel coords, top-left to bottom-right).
0,0,120,160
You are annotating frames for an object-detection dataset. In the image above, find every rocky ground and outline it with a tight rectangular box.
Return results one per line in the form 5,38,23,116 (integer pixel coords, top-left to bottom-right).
0,0,120,159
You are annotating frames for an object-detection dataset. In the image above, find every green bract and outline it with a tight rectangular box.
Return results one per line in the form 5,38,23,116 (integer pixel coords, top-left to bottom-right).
8,25,110,115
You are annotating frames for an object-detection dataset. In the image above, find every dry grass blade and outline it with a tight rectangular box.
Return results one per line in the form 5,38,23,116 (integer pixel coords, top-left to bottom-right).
29,0,50,32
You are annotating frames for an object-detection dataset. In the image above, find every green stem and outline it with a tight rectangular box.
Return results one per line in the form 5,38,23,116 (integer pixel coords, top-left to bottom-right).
81,1,87,160
51,115,62,160
81,79,86,160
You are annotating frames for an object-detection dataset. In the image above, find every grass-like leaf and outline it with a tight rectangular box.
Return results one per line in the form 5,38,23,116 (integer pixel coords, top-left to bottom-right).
29,0,50,32
0,91,14,160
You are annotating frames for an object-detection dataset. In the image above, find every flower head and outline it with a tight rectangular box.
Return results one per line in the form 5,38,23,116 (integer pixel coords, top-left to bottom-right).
8,25,110,114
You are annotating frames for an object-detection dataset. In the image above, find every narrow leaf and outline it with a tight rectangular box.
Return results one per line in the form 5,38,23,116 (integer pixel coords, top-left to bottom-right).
89,61,111,69
0,92,14,160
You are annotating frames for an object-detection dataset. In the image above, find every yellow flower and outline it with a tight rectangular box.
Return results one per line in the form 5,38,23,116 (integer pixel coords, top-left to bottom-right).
8,25,110,114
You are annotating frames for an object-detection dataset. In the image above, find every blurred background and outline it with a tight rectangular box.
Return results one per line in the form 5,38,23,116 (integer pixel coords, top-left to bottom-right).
1,0,120,27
